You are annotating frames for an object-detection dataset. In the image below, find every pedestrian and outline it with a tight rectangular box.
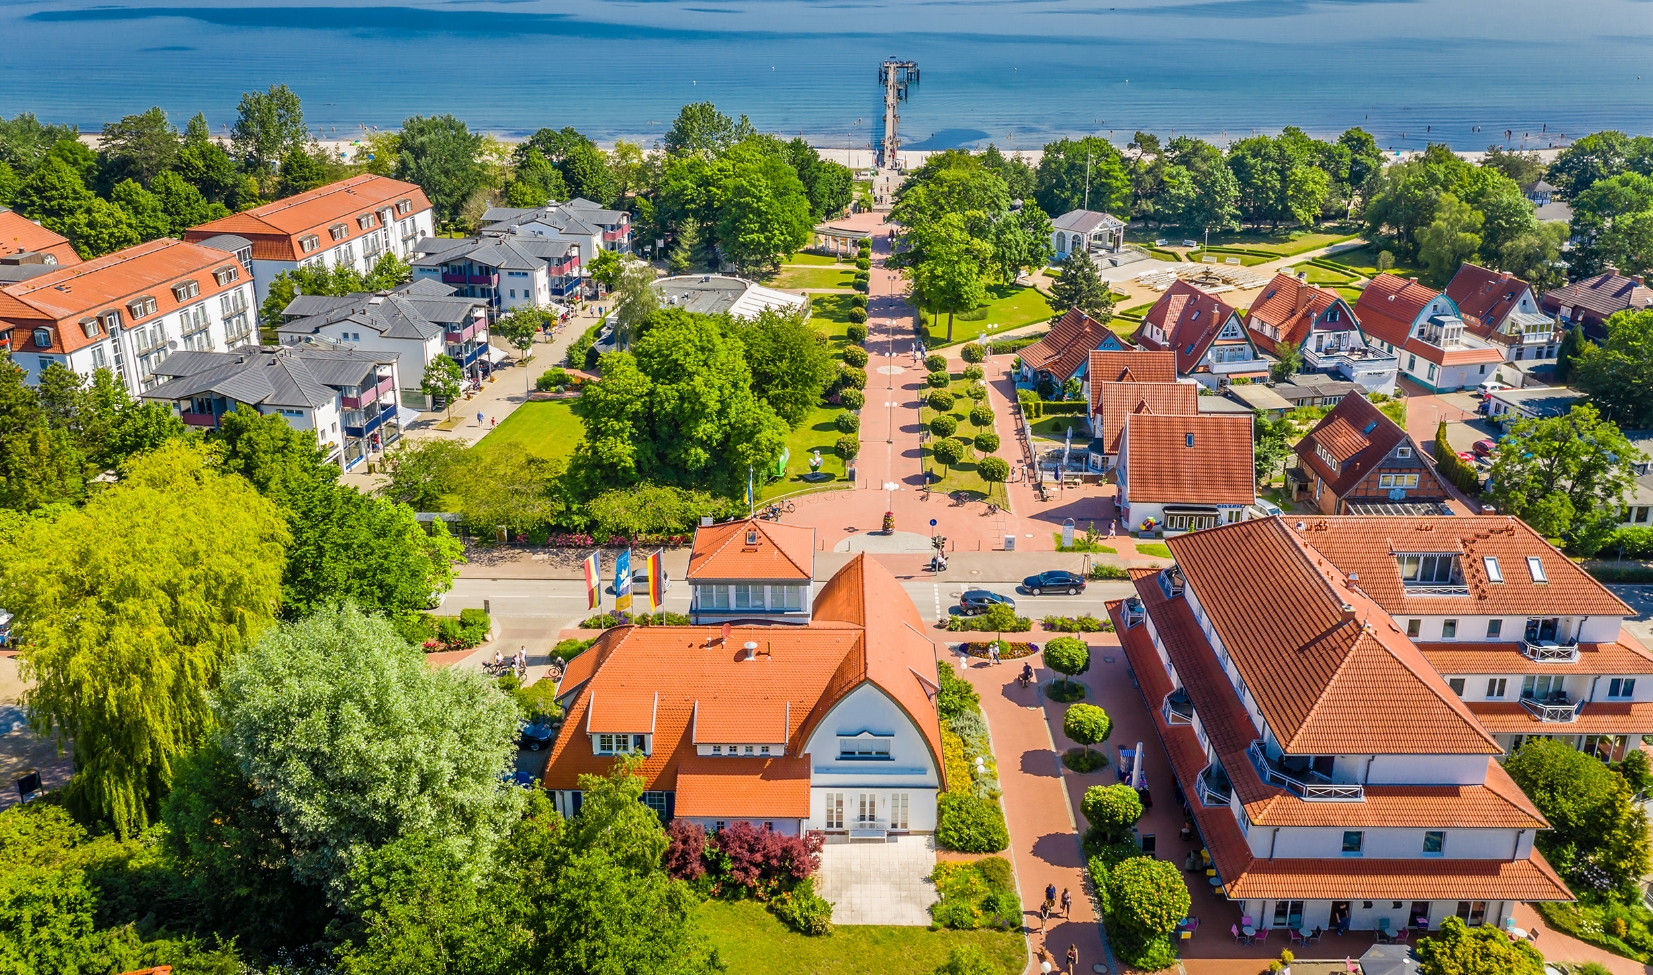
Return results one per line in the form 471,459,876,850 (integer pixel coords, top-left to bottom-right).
1060,888,1071,918
1107,519,1116,539
1066,944,1078,975
989,643,1000,666
476,410,484,426
490,416,496,428
1039,901,1050,934
493,648,502,671
1045,882,1057,904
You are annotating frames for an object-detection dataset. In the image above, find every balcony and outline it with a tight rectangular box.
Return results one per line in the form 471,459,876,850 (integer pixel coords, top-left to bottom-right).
1247,741,1364,801
1158,566,1185,600
1521,695,1584,723
846,819,891,840
1304,343,1397,373
603,227,628,242
343,408,388,439
1197,766,1232,807
441,272,498,288
445,321,481,344
341,376,395,410
1520,638,1580,663
1208,355,1273,376
179,411,218,428
1163,688,1194,726
1123,596,1145,629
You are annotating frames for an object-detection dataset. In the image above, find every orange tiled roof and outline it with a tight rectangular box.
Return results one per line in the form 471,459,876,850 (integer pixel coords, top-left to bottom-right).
0,238,246,355
1419,638,1653,676
674,755,811,818
1286,516,1631,617
0,208,80,265
1293,394,1431,498
1353,273,1443,348
1445,263,1532,335
185,175,431,263
687,518,814,581
1122,412,1254,504
1166,519,1502,755
1466,700,1653,735
1244,272,1345,357
1132,279,1239,373
1400,334,1505,367
541,554,944,796
1097,381,1197,454
1108,596,1561,901
1085,348,1178,414
1020,308,1122,382
695,698,792,743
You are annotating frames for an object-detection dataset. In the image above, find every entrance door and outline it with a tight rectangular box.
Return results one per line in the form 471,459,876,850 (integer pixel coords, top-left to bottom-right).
857,793,877,826
1410,902,1431,929
1526,617,1559,642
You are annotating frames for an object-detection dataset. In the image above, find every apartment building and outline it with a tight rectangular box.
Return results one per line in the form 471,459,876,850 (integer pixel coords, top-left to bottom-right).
0,237,256,395
1354,275,1503,392
143,344,405,471
1111,517,1571,936
185,175,435,304
481,197,633,270
412,233,582,316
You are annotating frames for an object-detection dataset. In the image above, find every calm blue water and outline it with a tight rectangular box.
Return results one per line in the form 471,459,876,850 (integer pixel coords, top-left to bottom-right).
2,0,1651,150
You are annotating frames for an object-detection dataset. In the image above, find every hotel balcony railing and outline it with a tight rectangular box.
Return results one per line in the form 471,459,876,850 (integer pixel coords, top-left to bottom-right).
441,272,498,288
1303,344,1398,370
341,377,395,410
1197,768,1232,807
179,410,218,428
1247,741,1364,801
343,409,387,439
445,321,481,344
1208,356,1273,375
1520,695,1584,723
846,818,891,839
1520,638,1580,663
602,227,627,242
1123,596,1146,628
1158,567,1185,600
1163,690,1194,727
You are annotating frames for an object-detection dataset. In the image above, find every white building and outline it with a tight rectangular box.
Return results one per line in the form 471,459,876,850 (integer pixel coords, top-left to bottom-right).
686,519,816,625
185,175,435,305
655,274,808,320
543,545,945,839
1445,264,1558,365
0,237,257,395
480,197,634,283
1355,275,1503,393
1115,411,1256,533
411,234,582,315
1050,209,1125,262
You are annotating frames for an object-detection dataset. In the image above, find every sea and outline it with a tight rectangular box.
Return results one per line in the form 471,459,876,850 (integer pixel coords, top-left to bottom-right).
2,0,1651,152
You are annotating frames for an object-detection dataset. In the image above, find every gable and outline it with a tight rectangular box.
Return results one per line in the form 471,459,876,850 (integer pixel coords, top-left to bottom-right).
801,683,940,780
1217,319,1245,340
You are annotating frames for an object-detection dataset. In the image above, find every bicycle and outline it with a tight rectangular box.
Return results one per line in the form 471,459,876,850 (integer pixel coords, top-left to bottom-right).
985,502,1000,515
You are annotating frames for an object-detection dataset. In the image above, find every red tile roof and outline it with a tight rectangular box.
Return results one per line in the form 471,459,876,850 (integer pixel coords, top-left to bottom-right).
1445,263,1533,335
1466,701,1653,734
687,518,814,581
695,697,792,743
1293,394,1438,499
1244,272,1346,357
1133,279,1241,373
1096,381,1198,454
0,238,247,355
1419,637,1653,676
1085,348,1179,414
674,755,812,819
1400,334,1505,367
1224,853,1570,902
1020,308,1126,382
1166,519,1501,755
1353,273,1444,349
1285,516,1631,618
0,208,80,265
1122,413,1254,504
185,175,431,263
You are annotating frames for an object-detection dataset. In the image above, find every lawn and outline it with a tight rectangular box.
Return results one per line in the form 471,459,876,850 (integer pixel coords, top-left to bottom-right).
1327,244,1423,279
1188,249,1271,267
1130,227,1357,257
769,267,857,290
1136,541,1173,559
477,399,584,460
920,371,1009,500
759,403,855,502
1029,415,1085,441
923,284,1055,347
1335,285,1367,305
1120,302,1156,318
784,251,852,266
1288,263,1359,286
810,294,860,347
697,899,1025,975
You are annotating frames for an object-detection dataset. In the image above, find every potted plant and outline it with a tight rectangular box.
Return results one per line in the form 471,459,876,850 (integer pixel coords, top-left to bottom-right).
882,511,895,534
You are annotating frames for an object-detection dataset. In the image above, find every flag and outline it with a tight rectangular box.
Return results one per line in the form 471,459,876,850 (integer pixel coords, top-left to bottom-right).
582,552,601,610
643,550,664,612
614,549,633,614
747,466,755,513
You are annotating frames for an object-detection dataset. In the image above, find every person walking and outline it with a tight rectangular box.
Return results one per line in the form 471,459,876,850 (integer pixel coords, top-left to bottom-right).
989,643,1001,666
1066,944,1078,975
1107,519,1116,539
1060,888,1071,918
493,648,502,671
1045,882,1057,905
1039,901,1050,934
476,410,485,427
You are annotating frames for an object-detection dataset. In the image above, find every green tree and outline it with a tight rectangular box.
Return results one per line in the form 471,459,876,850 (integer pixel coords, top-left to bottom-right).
978,456,1010,495
1569,172,1653,277
729,306,838,427
714,150,814,277
931,436,966,478
73,198,141,257
586,483,727,538
1572,309,1653,428
1,442,287,836
0,112,80,175
11,154,96,239
396,115,486,227
663,101,753,156
456,445,566,537
1104,857,1190,967
1415,916,1544,975
1548,131,1653,196
504,147,567,208
1496,220,1569,292
785,137,853,220
230,83,308,176
1062,702,1112,761
1481,145,1547,185
421,354,464,418
1253,409,1294,485
97,106,179,188
1081,782,1141,837
588,247,624,289
150,169,228,235
110,178,170,241
1485,404,1641,549
1045,638,1092,696
491,305,547,364
176,115,242,205
1338,127,1386,198
989,204,1054,284
0,358,86,510
910,213,991,342
167,604,523,907
1554,323,1587,383
1417,192,1485,284
610,257,660,351
1047,248,1114,320
1033,136,1132,217
276,145,333,197
1504,738,1650,899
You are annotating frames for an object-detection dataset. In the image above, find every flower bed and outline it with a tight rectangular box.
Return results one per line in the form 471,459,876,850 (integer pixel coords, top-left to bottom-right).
961,641,1037,659
936,663,1009,853
1041,614,1114,633
582,611,691,629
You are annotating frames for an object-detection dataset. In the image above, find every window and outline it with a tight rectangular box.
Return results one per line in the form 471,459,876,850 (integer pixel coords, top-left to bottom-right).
774,586,804,611
127,295,157,318
1448,678,1465,697
1272,901,1305,929
98,310,122,332
396,199,412,215
839,737,891,760
300,235,320,253
339,242,355,265
1521,675,1563,701
1455,902,1487,926
90,345,107,369
1185,433,1194,448
1486,678,1507,699
357,213,377,230
1526,556,1547,583
642,791,668,819
1487,619,1503,638
1406,619,1421,638
890,793,910,830
734,584,759,610
1609,678,1637,700
1483,557,1503,583
329,223,349,241
171,280,200,302
711,745,721,755
1378,474,1420,489
1315,443,1341,472
857,793,877,826
1427,363,1437,381
1408,354,1417,371
760,745,770,755
1396,446,1412,458
1399,553,1457,585
32,327,52,348
213,266,238,285
824,793,843,829
596,733,643,755
80,318,100,339
743,745,754,755
1442,619,1458,639
1341,831,1364,855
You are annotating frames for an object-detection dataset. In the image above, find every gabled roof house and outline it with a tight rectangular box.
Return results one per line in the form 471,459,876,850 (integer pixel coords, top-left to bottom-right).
1444,264,1557,363
686,518,816,625
1116,412,1256,534
1245,271,1396,394
1016,308,1132,389
1291,393,1449,515
1133,280,1271,389
1540,271,1653,343
1354,275,1503,392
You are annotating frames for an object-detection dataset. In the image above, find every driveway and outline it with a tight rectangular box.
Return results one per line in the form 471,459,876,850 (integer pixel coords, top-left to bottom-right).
814,833,938,926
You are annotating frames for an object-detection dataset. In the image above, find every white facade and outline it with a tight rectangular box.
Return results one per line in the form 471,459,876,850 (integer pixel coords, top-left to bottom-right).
249,205,434,305
801,684,942,835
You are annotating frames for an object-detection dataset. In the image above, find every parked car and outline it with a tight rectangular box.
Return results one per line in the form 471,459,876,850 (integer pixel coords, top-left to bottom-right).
1476,380,1511,397
1472,439,1497,458
609,568,671,595
959,590,1015,615
1456,451,1477,466
1021,571,1086,595
519,718,555,751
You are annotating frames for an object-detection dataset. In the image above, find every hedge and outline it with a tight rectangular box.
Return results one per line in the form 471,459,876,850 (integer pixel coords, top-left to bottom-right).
1434,421,1481,495
935,661,1010,852
1042,401,1087,415
937,793,1009,853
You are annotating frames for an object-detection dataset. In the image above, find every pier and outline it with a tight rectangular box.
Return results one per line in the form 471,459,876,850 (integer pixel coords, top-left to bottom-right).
877,59,918,170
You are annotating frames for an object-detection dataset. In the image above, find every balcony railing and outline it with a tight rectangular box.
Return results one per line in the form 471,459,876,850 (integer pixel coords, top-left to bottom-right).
1163,690,1194,726
445,322,481,344
1158,567,1185,600
1303,344,1396,368
603,227,627,242
343,409,388,438
179,411,217,427
1247,741,1365,801
441,272,498,287
341,377,395,410
1197,768,1232,807
846,819,891,839
1520,638,1579,663
1123,597,1145,628
1520,696,1584,722
1208,356,1272,375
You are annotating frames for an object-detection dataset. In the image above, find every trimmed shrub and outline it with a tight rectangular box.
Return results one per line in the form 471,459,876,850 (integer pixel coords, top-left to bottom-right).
838,387,865,410
932,437,967,469
965,382,988,402
1017,388,1042,418
838,365,868,390
968,404,994,429
1082,783,1144,835
851,293,868,309
848,306,868,324
978,456,1009,484
854,256,871,270
927,390,956,412
535,367,577,391
1106,857,1191,972
836,412,860,434
962,364,984,381
835,435,860,460
936,792,1010,853
1042,614,1111,632
926,370,952,389
961,342,987,363
843,345,869,367
772,877,834,935
1062,702,1111,757
925,353,948,372
973,432,1001,453
931,415,958,438
846,321,868,342
852,278,869,293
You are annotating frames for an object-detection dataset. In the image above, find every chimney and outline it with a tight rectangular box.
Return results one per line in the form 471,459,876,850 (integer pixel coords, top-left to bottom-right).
1409,277,1419,284
1340,603,1357,622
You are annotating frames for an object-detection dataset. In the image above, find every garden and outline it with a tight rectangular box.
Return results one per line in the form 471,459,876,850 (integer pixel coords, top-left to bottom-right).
697,900,1024,975
935,662,1010,856
919,284,1057,347
478,398,585,461
918,346,1010,502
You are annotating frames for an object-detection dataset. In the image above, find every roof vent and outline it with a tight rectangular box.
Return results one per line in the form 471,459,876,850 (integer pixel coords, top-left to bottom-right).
1348,571,1358,583
1295,521,1305,530
741,641,759,661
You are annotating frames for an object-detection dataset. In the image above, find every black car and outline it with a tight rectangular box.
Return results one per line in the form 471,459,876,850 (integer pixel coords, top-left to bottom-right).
519,718,555,751
958,590,1015,616
1022,571,1086,595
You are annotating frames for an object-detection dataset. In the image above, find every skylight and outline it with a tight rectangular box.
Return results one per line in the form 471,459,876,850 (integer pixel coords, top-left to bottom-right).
1526,556,1547,583
1362,420,1379,434
1484,556,1503,583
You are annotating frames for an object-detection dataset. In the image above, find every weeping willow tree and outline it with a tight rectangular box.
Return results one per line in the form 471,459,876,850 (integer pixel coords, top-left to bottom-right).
0,441,288,836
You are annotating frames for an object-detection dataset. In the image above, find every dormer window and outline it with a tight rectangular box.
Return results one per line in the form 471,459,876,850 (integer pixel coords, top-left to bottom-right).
1326,308,1340,323
213,266,238,286
1315,444,1340,472
839,734,892,760
396,199,412,215
597,733,646,755
171,280,200,302
329,224,349,241
300,235,320,253
80,317,99,339
127,296,157,319
1398,553,1458,586
357,213,377,230
32,327,53,348
1396,446,1412,459
98,310,122,332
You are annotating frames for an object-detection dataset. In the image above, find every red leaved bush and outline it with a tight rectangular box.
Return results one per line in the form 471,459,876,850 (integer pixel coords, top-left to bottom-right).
664,819,707,881
712,821,823,890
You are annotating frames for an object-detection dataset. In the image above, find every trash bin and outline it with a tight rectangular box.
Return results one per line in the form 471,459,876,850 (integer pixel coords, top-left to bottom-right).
1004,534,1016,551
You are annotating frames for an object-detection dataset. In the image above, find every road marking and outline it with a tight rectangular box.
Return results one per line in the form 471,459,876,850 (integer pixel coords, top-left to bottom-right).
933,584,943,624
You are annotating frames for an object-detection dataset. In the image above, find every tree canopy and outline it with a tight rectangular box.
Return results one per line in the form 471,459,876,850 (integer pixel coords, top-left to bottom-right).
1504,738,1650,900
395,114,486,226
1484,403,1641,550
1572,309,1653,429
